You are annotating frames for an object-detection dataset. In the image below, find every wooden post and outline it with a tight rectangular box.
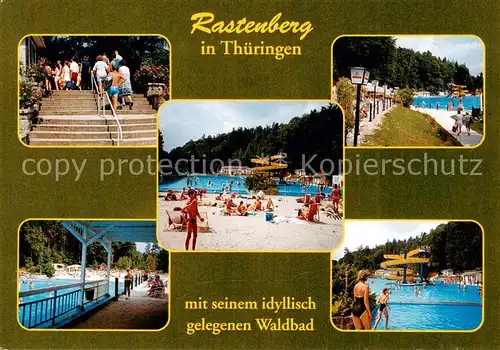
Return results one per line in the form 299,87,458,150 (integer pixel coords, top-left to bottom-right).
114,277,119,301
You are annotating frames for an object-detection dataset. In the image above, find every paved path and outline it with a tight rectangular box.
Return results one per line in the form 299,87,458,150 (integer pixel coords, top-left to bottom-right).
346,106,396,146
71,282,168,329
412,107,483,147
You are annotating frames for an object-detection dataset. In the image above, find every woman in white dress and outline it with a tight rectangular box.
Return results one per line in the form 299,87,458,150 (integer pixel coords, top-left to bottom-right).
92,55,109,95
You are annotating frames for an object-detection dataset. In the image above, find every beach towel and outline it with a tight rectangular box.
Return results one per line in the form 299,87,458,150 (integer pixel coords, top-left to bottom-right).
271,216,307,225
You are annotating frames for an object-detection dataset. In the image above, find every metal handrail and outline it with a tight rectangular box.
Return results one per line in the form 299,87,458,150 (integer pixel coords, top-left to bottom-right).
19,279,107,297
90,73,123,146
103,91,123,146
18,279,110,328
90,73,101,115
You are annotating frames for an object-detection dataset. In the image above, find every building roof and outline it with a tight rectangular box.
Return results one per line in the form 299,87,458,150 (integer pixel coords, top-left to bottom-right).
31,36,46,48
64,220,157,243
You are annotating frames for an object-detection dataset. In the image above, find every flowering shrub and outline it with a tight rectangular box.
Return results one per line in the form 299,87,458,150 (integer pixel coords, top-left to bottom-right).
19,63,44,109
133,64,170,96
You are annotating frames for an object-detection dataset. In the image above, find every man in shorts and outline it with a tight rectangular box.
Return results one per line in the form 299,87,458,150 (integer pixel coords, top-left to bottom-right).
124,269,133,300
69,58,80,84
108,66,126,111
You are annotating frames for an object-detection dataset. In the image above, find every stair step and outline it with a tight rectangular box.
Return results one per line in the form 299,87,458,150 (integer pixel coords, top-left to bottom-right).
43,97,97,102
43,102,98,108
36,115,157,125
42,100,151,107
49,90,94,95
32,123,157,132
30,130,156,140
39,109,155,115
29,137,156,146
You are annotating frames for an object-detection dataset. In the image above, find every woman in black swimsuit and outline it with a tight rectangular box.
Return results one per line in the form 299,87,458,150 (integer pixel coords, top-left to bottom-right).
374,287,390,330
352,270,373,330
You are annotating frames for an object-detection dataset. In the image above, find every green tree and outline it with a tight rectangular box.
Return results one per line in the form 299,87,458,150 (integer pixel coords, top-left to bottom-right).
245,173,278,194
335,77,355,136
396,88,415,107
116,256,132,270
146,254,157,272
40,262,55,278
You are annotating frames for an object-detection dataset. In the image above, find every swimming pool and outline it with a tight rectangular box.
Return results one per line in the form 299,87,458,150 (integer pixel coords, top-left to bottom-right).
412,96,481,111
18,278,124,328
19,278,123,303
159,175,333,197
368,278,482,330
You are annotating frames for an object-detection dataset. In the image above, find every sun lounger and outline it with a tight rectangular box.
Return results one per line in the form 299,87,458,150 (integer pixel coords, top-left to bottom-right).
164,210,210,232
150,286,166,298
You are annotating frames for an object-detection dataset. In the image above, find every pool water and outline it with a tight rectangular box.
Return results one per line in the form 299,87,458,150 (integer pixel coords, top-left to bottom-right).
19,278,123,303
159,175,332,197
368,278,482,330
375,304,481,331
412,96,481,110
18,278,124,327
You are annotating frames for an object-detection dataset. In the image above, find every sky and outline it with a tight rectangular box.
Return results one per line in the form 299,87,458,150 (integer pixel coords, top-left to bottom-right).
395,36,484,76
159,101,329,151
333,221,448,260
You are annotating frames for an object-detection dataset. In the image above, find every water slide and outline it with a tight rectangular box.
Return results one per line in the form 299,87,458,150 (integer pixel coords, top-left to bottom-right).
380,249,429,282
250,154,288,173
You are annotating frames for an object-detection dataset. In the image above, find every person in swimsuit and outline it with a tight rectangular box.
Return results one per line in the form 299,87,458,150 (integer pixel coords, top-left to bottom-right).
351,270,373,330
182,190,204,250
236,201,248,216
332,184,341,213
455,109,464,136
266,197,274,212
108,66,126,111
124,268,133,300
373,288,390,330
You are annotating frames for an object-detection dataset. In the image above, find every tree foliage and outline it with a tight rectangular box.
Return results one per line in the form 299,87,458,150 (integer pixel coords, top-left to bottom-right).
145,255,157,272
162,104,343,175
19,221,169,273
336,77,355,136
333,37,483,93
245,173,278,194
40,262,55,278
396,88,416,107
38,36,170,93
336,222,482,272
331,222,482,318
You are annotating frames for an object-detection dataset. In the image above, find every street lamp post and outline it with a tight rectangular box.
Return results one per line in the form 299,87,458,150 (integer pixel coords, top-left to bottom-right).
370,80,379,122
349,67,369,147
383,85,387,111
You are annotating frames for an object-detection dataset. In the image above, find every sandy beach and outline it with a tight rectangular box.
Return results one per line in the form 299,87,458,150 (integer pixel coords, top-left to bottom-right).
158,193,343,251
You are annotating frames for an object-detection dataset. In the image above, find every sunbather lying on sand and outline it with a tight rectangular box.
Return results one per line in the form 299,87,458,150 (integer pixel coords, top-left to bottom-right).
297,199,319,222
236,201,248,216
165,190,177,201
247,198,262,211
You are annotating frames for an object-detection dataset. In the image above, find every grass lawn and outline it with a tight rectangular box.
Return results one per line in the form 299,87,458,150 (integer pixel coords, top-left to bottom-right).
363,106,461,146
470,122,484,134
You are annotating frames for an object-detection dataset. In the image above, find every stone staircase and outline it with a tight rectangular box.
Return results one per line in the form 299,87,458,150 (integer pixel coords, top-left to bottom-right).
29,90,157,146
